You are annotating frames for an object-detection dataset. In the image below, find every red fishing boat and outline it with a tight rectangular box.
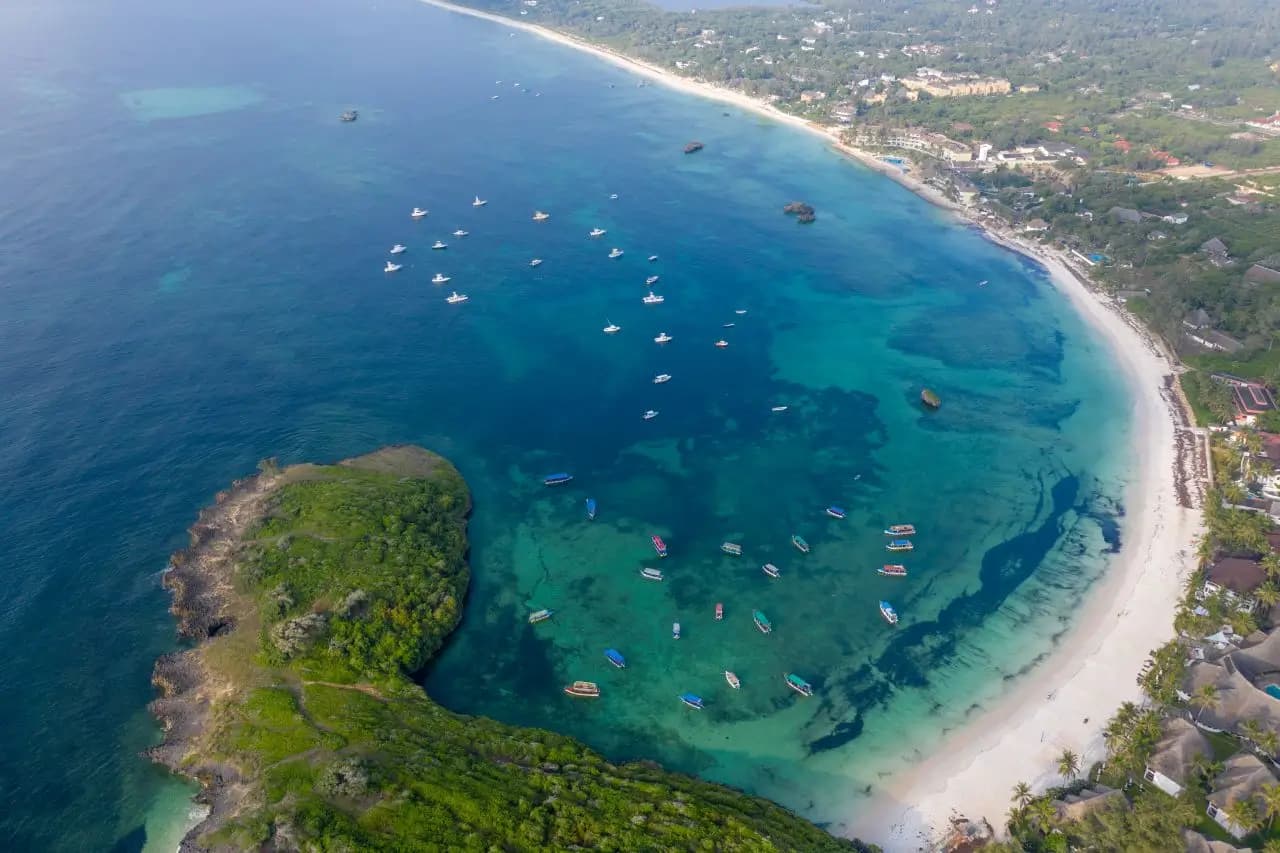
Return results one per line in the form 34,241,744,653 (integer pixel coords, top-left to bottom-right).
715,602,724,621
651,534,668,557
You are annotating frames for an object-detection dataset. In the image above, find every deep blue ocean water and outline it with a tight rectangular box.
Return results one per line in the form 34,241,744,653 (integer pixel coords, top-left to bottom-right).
0,0,1132,848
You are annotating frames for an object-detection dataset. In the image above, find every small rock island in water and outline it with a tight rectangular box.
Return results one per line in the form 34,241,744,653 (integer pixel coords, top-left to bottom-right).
150,445,870,851
683,140,704,154
783,200,816,223
339,109,357,122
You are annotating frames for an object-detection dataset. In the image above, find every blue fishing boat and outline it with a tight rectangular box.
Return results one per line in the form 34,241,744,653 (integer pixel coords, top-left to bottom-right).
585,498,597,520
528,609,554,624
543,472,573,486
826,506,846,519
886,539,913,552
791,534,810,554
605,648,626,668
679,693,704,709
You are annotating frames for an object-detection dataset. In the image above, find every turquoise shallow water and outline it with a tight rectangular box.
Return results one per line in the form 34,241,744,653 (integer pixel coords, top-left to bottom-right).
0,0,1131,847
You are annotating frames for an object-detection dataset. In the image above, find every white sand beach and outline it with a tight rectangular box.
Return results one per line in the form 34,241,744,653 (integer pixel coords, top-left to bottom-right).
420,1,1209,847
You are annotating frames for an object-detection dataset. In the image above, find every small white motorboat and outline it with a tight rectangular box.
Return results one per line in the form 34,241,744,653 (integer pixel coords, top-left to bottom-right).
642,291,664,305
725,671,741,689
762,563,781,579
643,410,659,420
723,323,735,328
734,309,747,315
654,332,673,344
452,229,469,237
714,340,729,348
473,196,487,207
529,258,543,267
390,244,407,255
432,240,447,250
648,255,658,262
411,207,428,219
608,248,623,259
653,374,672,384
610,193,619,200
490,95,500,101
646,275,659,285
771,405,788,412
384,262,402,273
445,291,469,304
532,210,550,221
641,567,664,581
603,321,621,334
589,228,606,238
432,273,450,284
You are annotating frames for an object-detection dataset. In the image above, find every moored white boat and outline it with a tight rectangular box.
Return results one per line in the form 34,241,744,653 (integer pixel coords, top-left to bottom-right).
641,567,664,581
532,210,550,221
384,262,402,273
411,207,428,219
452,229,468,237
473,196,487,207
646,275,659,285
603,321,621,334
432,240,447,250
880,601,900,625
643,410,659,420
589,227,606,237
654,332,673,343
431,273,450,284
762,563,780,579
724,671,740,689
389,244,407,254
653,373,672,384
642,291,664,305
608,248,624,259
445,291,468,304
714,340,729,348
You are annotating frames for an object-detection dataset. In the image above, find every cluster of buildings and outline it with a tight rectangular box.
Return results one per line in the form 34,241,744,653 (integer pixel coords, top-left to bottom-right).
898,68,1012,98
846,125,1089,173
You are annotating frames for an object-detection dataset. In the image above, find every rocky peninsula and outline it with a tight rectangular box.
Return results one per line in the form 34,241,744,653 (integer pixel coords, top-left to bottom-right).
150,445,871,851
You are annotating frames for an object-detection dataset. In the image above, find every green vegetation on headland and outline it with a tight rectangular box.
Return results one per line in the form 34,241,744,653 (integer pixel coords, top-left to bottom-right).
150,446,872,851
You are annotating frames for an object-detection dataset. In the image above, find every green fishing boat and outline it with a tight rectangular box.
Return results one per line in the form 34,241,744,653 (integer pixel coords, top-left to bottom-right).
753,610,772,634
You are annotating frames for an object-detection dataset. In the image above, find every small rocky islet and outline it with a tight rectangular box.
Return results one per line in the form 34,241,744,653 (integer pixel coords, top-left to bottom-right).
149,445,875,851
783,200,816,223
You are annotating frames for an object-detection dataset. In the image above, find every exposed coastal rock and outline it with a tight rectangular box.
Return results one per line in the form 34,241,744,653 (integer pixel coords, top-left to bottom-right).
783,200,817,223
683,140,704,153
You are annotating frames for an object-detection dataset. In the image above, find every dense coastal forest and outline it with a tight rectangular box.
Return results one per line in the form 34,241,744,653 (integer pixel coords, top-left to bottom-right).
150,447,870,851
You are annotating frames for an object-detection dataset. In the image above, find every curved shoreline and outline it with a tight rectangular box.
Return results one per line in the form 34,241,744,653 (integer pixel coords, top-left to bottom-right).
415,1,1208,847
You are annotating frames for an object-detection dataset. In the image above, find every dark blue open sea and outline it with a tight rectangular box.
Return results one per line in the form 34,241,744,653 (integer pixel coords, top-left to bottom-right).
0,0,1132,848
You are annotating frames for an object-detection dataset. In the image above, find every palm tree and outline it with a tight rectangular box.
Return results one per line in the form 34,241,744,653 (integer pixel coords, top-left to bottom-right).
1261,783,1280,830
1011,781,1033,809
1228,798,1261,835
1257,583,1280,609
1191,683,1220,723
1057,748,1081,782
1242,718,1265,746
1029,798,1057,830
1264,551,1280,580
1259,728,1280,757
1262,838,1280,853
